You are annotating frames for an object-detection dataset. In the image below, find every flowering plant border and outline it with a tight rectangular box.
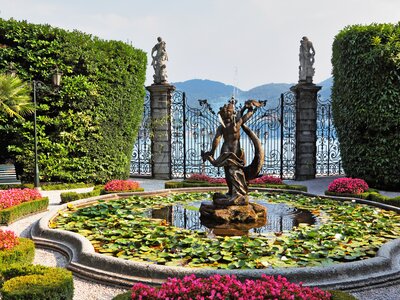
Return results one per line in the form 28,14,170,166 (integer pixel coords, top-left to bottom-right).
327,178,369,195
104,180,142,192
131,274,331,300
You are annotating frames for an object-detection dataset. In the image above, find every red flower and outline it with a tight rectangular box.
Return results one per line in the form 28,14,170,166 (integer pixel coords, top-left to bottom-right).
249,175,283,185
188,174,283,185
131,274,331,299
328,177,369,194
104,180,140,192
0,229,19,251
0,188,42,210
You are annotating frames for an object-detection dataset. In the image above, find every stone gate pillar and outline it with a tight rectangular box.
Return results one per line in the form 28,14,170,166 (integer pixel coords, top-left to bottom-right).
290,83,321,180
146,84,175,179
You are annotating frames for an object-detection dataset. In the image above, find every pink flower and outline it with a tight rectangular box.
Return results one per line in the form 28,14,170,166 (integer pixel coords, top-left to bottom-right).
327,177,369,194
249,175,283,185
130,274,331,299
0,229,19,251
0,188,42,210
104,180,140,192
188,174,283,185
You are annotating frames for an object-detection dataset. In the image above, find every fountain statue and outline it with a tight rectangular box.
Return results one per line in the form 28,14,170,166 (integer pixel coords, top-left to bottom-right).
200,98,267,234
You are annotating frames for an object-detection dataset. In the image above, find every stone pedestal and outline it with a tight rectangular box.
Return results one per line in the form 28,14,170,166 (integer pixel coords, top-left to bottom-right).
290,83,321,180
146,84,175,179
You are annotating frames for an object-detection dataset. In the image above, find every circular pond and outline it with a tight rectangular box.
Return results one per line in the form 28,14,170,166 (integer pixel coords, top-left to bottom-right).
32,187,400,289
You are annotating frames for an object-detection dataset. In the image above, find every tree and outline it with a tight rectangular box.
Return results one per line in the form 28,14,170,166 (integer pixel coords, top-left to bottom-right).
0,74,32,120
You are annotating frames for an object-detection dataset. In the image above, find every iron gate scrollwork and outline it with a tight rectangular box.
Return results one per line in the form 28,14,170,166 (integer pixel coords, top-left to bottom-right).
316,96,343,176
130,93,152,176
170,91,296,179
131,90,343,179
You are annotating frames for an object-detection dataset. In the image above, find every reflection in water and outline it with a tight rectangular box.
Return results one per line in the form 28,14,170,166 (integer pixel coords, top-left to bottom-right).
150,200,317,236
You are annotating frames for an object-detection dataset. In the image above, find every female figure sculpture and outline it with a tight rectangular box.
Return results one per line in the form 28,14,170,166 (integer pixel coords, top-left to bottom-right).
201,98,264,207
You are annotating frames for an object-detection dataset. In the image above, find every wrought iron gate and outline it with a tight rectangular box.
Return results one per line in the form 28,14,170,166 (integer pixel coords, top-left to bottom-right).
170,91,296,179
131,90,343,179
316,96,343,176
130,93,152,176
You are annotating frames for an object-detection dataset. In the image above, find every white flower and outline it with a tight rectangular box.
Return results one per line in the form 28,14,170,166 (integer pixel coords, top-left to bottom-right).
281,256,288,261
334,233,343,240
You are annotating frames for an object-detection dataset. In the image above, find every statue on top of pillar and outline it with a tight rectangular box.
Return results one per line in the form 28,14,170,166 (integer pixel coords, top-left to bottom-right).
299,36,315,83
151,37,168,84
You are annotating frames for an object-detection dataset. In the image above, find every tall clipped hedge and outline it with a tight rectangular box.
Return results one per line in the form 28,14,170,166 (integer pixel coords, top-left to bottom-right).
0,18,146,183
331,23,400,190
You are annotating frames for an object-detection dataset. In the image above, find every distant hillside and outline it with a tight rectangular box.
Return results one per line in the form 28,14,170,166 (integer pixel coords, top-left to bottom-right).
173,79,242,108
317,77,333,100
172,78,332,110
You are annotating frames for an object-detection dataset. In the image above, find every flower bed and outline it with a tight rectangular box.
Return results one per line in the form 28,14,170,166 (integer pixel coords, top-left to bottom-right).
0,188,48,225
166,174,307,191
104,179,141,192
60,180,144,204
0,230,35,266
327,178,368,195
53,192,400,269
0,188,42,210
325,178,400,208
0,229,19,250
0,230,73,299
187,173,283,185
131,274,331,300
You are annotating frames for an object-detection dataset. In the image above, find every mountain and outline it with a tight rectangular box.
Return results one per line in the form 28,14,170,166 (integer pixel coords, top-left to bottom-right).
172,78,332,110
173,79,242,108
317,77,333,100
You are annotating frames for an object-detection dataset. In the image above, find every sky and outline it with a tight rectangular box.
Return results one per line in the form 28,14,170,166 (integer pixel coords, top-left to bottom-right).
1,0,399,90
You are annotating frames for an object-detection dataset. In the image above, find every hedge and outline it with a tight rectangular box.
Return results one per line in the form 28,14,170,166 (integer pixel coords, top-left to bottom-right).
165,181,308,192
325,190,400,208
60,185,145,203
0,264,73,300
0,18,147,184
0,197,49,225
0,184,34,190
60,185,103,203
0,238,35,266
331,23,400,190
40,182,93,191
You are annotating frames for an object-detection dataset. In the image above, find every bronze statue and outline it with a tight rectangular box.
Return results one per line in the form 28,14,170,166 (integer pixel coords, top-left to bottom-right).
201,98,264,207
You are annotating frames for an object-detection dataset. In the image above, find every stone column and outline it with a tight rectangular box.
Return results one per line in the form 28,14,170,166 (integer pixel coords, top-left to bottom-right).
146,84,175,179
290,83,321,180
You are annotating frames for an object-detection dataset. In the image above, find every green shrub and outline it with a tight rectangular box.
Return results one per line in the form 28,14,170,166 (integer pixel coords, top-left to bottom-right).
332,23,400,190
329,290,358,300
40,182,93,191
0,184,34,190
60,185,103,204
0,197,49,224
0,18,147,184
0,238,35,266
165,181,307,192
112,291,131,300
0,264,73,300
325,190,400,208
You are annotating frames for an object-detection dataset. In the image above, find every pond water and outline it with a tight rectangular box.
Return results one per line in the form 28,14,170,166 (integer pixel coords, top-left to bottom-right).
149,199,318,236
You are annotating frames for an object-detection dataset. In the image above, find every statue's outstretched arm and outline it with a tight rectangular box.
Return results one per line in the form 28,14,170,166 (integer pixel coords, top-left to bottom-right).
201,126,222,162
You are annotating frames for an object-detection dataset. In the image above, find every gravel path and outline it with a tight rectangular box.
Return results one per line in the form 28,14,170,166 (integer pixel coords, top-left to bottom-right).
2,178,400,300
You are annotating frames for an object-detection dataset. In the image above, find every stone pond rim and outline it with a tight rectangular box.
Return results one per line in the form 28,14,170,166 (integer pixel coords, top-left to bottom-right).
30,187,400,291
